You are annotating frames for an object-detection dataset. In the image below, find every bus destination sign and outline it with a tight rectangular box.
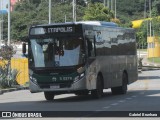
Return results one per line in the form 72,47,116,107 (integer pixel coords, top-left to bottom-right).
47,26,74,33
30,26,75,35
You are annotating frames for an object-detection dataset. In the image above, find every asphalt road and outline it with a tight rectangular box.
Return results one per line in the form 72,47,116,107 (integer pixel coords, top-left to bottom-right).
0,70,160,118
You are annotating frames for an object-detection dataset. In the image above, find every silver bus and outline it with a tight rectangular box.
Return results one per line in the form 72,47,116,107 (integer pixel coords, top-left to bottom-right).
24,21,138,100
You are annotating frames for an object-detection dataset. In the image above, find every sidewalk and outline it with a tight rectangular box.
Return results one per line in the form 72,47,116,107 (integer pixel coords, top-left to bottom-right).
0,86,28,95
142,56,160,67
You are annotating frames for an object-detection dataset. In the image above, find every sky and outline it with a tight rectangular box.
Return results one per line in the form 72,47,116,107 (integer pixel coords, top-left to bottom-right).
0,0,8,11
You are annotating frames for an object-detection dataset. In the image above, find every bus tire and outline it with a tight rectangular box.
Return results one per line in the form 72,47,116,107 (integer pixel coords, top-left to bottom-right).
44,92,55,101
111,72,128,95
91,75,103,99
120,72,128,94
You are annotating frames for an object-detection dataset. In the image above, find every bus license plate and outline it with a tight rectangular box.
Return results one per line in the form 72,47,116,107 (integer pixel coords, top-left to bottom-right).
50,85,60,89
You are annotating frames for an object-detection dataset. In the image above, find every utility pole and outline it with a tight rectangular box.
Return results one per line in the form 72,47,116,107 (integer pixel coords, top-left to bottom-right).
144,0,147,18
115,0,116,19
104,0,106,7
49,0,51,24
65,15,66,23
0,0,1,49
111,0,113,11
149,0,152,37
73,0,76,22
107,0,110,9
8,0,11,46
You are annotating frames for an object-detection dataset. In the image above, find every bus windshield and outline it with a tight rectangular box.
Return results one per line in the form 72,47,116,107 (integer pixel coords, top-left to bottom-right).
30,36,85,68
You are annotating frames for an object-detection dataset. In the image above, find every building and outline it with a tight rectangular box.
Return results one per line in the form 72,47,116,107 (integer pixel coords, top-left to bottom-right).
0,0,21,12
11,0,21,11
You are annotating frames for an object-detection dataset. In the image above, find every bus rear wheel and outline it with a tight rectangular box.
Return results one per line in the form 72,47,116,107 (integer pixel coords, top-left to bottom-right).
111,72,128,95
44,92,55,101
91,75,103,99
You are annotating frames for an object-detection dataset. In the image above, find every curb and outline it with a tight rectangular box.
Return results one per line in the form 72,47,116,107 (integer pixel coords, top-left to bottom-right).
141,66,160,71
138,69,142,73
0,87,29,95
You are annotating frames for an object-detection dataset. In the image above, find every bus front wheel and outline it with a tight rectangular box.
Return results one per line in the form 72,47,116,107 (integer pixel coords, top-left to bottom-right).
91,75,103,99
44,92,55,101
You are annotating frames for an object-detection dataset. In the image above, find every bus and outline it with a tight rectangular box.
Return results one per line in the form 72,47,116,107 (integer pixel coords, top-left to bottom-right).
23,21,138,100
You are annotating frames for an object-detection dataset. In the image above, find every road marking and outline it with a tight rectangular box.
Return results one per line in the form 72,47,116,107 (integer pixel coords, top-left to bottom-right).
111,103,118,106
103,106,111,109
74,118,82,120
126,98,132,100
118,100,126,103
131,95,137,98
140,92,145,95
95,109,103,112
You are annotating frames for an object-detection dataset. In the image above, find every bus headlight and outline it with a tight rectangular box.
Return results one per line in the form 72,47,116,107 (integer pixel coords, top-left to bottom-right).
74,73,85,83
80,73,85,78
30,76,38,85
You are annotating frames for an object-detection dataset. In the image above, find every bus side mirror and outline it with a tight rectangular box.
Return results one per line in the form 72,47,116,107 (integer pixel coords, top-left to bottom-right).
22,43,26,55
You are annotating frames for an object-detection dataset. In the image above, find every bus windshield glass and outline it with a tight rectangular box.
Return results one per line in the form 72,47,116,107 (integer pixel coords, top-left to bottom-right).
30,36,85,68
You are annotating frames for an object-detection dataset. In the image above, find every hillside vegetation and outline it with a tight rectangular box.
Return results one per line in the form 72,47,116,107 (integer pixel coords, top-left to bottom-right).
1,0,160,42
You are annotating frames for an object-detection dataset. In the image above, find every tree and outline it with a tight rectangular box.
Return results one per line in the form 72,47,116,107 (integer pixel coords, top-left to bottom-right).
83,2,114,21
152,0,160,17
152,18,160,37
136,21,148,49
0,45,18,88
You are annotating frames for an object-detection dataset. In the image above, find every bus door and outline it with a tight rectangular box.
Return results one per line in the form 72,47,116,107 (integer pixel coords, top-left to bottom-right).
84,30,97,90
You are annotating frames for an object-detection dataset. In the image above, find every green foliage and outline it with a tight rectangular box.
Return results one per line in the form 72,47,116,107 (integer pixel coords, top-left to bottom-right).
136,21,148,48
2,0,86,41
83,2,114,21
0,68,19,88
152,0,160,17
24,82,29,87
0,45,18,88
0,45,16,60
148,57,160,63
152,18,160,36
1,0,160,42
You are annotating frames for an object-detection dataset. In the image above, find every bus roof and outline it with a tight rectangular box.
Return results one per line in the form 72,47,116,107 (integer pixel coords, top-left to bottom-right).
32,21,118,28
75,21,118,27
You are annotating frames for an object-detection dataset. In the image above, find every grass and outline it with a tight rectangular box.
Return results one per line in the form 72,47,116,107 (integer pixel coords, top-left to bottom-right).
137,49,147,52
148,57,160,63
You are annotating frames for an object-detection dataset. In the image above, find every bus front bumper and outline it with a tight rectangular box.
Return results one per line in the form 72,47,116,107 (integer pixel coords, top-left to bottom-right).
29,77,87,93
